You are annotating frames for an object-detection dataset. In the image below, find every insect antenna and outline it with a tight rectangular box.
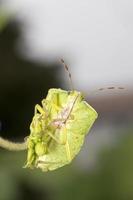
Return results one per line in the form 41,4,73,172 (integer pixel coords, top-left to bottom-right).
90,86,125,95
98,86,124,91
60,59,74,91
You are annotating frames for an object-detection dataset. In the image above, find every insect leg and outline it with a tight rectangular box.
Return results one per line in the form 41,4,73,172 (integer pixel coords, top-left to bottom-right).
46,128,67,145
63,127,72,162
47,130,62,144
35,104,46,115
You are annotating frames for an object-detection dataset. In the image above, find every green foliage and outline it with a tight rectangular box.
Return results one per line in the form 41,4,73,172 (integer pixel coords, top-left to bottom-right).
0,11,10,32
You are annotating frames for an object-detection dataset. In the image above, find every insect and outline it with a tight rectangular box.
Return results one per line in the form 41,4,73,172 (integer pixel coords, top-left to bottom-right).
25,59,98,171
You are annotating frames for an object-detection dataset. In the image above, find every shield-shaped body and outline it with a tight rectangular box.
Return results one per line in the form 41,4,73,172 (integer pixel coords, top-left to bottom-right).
26,88,98,171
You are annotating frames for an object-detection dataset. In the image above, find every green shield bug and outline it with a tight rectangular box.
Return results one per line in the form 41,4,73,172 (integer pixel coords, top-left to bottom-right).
0,60,125,171
25,59,98,171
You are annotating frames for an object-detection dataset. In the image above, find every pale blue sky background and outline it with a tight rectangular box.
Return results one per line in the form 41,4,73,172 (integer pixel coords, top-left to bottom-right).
2,0,133,92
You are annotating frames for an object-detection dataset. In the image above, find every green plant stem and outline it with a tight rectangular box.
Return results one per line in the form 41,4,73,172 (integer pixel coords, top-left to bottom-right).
0,137,27,151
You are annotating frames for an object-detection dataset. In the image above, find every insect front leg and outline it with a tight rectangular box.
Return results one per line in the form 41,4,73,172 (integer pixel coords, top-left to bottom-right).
35,104,46,115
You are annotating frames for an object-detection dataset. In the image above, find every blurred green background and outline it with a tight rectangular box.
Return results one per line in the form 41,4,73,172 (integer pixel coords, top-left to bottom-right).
0,8,133,200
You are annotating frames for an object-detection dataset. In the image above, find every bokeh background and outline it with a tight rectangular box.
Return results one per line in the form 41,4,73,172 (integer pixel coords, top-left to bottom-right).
0,1,133,200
